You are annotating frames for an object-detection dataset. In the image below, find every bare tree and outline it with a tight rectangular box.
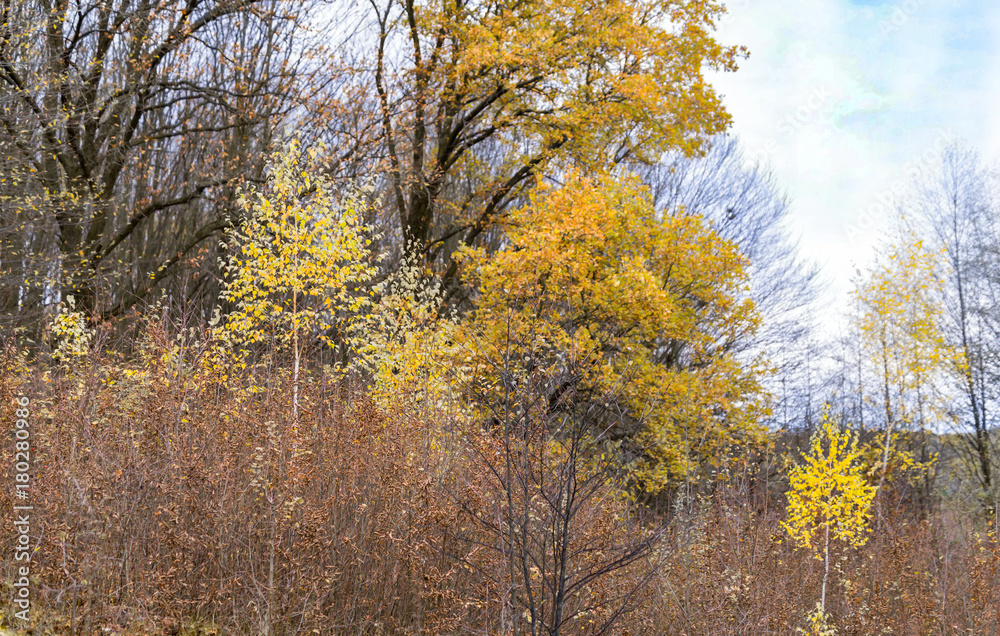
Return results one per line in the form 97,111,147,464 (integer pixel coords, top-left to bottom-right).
912,141,999,515
447,313,665,635
0,0,332,335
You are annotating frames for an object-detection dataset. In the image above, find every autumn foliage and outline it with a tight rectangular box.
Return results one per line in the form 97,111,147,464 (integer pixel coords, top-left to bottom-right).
4,142,1000,634
454,173,768,492
2,1,1000,634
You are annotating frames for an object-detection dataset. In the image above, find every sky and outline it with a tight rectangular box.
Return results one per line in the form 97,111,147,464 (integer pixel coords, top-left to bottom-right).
708,0,1000,331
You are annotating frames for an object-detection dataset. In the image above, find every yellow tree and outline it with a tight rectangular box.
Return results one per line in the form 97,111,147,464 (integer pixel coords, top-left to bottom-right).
214,141,378,416
455,172,769,492
348,255,465,414
783,416,877,630
357,0,744,272
209,142,379,634
851,229,952,501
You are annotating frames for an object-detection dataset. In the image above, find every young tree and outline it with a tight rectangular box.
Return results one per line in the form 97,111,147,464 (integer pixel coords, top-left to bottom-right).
452,315,666,635
783,416,877,630
213,141,378,416
850,228,953,505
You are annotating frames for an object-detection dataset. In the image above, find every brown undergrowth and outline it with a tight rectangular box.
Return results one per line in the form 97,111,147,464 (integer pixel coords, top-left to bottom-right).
1,322,481,635
2,321,999,635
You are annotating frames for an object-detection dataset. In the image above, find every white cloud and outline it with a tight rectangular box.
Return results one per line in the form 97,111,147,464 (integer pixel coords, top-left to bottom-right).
708,0,999,332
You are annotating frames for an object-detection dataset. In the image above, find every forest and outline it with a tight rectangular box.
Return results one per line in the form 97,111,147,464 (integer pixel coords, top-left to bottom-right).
0,0,998,634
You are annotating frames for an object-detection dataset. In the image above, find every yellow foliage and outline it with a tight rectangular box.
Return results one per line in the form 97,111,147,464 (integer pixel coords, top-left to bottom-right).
852,231,957,430
205,140,379,385
350,256,468,416
857,429,937,486
455,172,768,491
407,0,742,173
783,417,877,554
798,602,838,636
49,295,92,362
373,0,745,259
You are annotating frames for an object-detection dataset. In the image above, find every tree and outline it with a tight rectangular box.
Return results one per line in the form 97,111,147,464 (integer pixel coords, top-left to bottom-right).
850,227,952,513
0,0,331,332
633,134,823,429
349,0,743,284
911,142,1000,517
783,415,877,631
452,313,666,635
212,141,378,416
455,172,768,494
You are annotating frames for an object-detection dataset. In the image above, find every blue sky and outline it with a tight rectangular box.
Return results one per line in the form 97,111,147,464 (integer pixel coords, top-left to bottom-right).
709,0,1000,324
